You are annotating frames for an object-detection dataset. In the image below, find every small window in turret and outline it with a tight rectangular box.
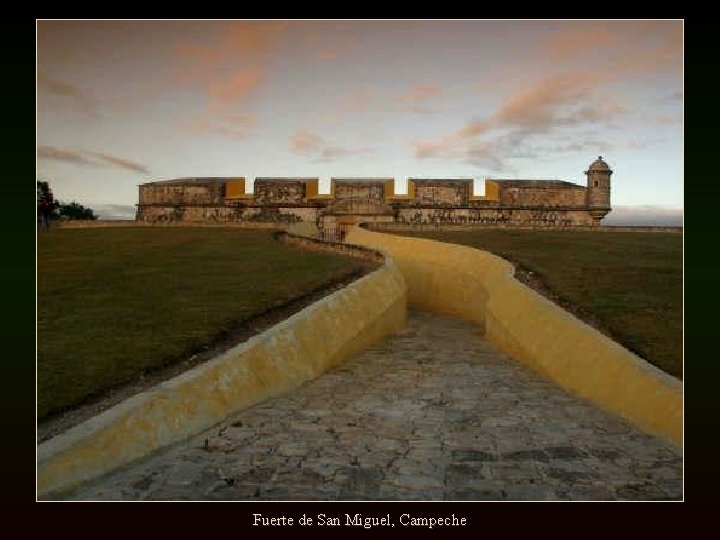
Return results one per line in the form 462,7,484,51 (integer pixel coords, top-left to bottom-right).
594,181,599,187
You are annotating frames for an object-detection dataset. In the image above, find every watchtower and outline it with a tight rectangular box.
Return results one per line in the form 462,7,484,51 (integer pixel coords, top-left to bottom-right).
586,156,612,224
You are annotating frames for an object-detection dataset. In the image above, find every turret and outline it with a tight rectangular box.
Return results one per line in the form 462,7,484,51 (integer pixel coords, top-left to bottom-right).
586,156,612,224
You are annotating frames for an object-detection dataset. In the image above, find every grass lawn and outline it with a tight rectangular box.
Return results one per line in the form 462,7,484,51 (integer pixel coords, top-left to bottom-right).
393,229,683,379
37,227,367,420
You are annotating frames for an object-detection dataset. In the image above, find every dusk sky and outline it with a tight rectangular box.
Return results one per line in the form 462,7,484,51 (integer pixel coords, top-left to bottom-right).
37,20,683,222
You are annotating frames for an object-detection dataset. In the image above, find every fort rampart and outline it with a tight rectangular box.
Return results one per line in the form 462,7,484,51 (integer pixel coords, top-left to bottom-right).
134,157,615,229
345,226,682,448
37,234,406,498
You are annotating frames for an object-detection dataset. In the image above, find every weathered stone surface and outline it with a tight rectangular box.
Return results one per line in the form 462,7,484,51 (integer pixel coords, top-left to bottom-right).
135,158,612,227
68,311,680,501
412,180,471,206
254,179,306,205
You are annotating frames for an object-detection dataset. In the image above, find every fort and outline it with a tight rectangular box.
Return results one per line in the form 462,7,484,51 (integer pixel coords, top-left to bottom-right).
135,156,613,230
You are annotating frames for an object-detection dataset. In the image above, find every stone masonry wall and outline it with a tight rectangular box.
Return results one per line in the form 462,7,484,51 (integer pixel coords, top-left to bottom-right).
499,186,587,206
396,208,594,227
254,180,306,205
137,205,320,224
139,183,225,205
136,177,605,227
413,181,471,206
334,182,385,201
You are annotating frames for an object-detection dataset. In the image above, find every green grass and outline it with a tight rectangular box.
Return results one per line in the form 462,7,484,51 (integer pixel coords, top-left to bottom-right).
37,227,366,420
394,229,683,379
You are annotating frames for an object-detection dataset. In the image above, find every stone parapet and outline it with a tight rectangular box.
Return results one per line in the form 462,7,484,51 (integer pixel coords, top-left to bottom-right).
37,234,406,498
345,226,682,448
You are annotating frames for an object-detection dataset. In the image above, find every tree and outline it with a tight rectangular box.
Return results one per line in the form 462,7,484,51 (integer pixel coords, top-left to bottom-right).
57,201,97,221
37,180,58,230
37,180,98,223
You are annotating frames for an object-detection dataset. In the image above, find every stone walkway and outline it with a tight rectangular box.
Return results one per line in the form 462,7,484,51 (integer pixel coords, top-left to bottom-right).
69,311,682,501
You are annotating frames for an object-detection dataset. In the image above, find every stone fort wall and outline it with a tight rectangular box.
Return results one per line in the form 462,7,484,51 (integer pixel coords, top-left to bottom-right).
345,226,682,448
136,161,613,228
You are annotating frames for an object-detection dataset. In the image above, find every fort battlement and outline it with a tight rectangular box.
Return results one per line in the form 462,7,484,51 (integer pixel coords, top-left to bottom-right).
135,157,613,228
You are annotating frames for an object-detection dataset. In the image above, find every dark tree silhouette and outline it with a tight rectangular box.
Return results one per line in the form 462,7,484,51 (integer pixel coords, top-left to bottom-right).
37,181,98,227
37,180,58,230
57,201,97,221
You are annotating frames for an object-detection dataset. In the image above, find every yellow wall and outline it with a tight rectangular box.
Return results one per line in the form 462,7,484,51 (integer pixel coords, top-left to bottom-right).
345,226,682,448
37,257,406,498
305,178,319,198
384,179,395,199
485,180,500,200
225,178,251,199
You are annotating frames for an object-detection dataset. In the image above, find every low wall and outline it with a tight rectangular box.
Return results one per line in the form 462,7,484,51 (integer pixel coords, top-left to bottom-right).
37,247,406,498
367,223,683,234
345,226,682,448
52,220,286,230
275,232,384,264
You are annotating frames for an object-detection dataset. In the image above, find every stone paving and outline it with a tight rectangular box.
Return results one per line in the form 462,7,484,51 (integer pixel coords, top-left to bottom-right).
69,311,682,501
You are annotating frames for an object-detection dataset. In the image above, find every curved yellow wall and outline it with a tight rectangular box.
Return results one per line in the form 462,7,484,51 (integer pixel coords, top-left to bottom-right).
346,226,682,448
38,256,406,498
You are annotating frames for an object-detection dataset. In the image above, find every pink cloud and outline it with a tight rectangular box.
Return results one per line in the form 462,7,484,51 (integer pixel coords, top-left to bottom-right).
85,151,151,174
38,146,149,174
540,21,682,78
209,67,264,104
37,146,95,166
491,72,599,130
396,83,442,113
305,31,357,62
290,128,371,162
291,129,324,153
412,72,624,168
543,23,620,61
175,21,286,70
173,21,287,108
312,89,376,124
37,71,99,118
187,113,258,139
398,84,442,103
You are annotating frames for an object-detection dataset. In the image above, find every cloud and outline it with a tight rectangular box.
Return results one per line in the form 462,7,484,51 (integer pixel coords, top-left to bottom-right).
84,151,150,174
290,129,370,162
208,67,264,105
37,71,99,118
291,129,323,153
549,139,616,153
543,23,620,61
396,84,442,113
173,21,286,109
481,72,600,134
539,21,682,78
37,146,95,166
602,205,683,227
305,31,357,61
175,21,286,70
188,114,258,138
37,146,149,174
90,204,137,220
411,72,623,168
398,84,442,102
312,89,376,125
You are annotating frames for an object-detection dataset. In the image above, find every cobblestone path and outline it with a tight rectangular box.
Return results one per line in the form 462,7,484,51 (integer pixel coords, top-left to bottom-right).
70,311,682,501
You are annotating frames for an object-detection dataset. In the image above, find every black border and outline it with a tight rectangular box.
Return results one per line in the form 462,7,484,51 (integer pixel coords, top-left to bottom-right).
12,17,716,529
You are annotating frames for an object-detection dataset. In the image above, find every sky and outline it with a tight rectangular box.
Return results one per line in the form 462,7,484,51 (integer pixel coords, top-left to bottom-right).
37,20,683,222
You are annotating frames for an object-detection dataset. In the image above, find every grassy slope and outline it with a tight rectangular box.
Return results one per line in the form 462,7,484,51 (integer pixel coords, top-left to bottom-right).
395,229,683,379
37,227,365,420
